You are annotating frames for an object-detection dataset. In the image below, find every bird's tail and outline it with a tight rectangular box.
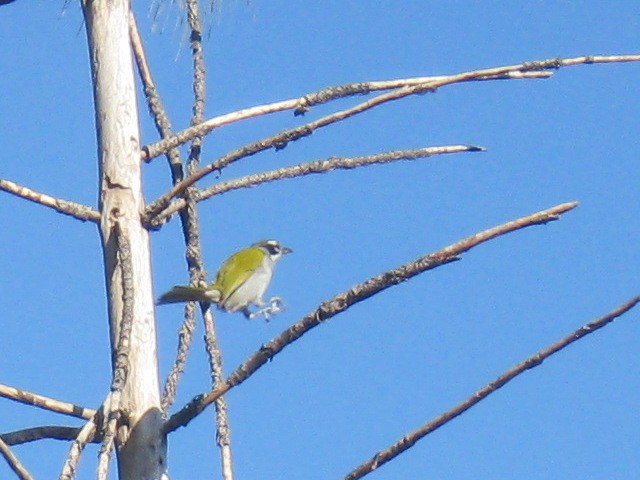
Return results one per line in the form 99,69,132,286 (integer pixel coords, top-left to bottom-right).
156,285,221,305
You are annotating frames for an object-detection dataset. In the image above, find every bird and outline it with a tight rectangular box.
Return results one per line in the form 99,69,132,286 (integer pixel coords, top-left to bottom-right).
157,239,292,320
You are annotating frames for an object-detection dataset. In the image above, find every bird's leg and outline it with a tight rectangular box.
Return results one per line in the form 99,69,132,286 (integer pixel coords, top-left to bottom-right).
248,306,272,321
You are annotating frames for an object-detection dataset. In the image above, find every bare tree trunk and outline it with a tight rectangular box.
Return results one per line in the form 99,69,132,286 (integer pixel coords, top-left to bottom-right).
83,0,167,478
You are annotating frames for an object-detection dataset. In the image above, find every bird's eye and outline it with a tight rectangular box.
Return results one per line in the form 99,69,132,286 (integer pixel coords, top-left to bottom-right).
265,243,280,255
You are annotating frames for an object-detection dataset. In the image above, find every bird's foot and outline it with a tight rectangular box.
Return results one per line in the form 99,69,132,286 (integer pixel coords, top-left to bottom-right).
248,297,285,322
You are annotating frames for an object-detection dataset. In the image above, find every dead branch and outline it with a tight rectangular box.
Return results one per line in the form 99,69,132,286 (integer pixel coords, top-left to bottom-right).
59,409,101,480
343,295,640,480
0,437,33,480
163,201,578,434
129,12,184,180
202,307,233,478
161,304,197,414
1,426,100,446
145,55,640,216
146,144,484,227
185,0,235,476
142,54,640,162
0,383,96,420
0,179,100,223
140,70,546,162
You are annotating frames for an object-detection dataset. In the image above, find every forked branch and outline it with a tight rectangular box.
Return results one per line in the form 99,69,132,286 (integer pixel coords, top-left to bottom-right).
163,201,578,434
344,295,640,480
141,71,547,163
145,54,640,215
142,54,640,162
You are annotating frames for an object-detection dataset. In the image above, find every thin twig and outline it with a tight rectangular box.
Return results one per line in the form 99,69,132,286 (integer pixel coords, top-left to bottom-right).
0,437,33,480
187,0,206,138
343,295,640,480
184,1,234,478
147,145,484,226
129,12,185,181
161,304,197,414
0,383,96,420
163,201,578,434
59,409,101,480
96,396,116,480
202,308,234,479
0,178,100,223
97,218,135,479
1,426,100,446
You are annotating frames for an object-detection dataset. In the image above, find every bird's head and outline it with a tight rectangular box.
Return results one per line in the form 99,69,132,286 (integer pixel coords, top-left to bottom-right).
252,239,293,261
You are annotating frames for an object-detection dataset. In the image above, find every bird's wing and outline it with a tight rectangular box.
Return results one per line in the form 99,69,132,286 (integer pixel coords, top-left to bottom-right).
213,247,264,303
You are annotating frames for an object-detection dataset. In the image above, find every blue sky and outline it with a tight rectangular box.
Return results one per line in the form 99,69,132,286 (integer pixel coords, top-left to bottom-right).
1,1,639,479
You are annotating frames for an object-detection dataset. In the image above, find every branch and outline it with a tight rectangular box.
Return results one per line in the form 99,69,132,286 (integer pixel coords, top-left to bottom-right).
163,201,578,434
145,54,640,215
140,70,546,162
147,144,484,227
0,383,96,420
202,307,234,479
0,437,33,480
161,304,197,414
1,426,100,446
343,295,640,480
0,179,100,223
186,0,206,140
184,1,236,477
59,410,100,480
144,52,640,161
129,12,185,182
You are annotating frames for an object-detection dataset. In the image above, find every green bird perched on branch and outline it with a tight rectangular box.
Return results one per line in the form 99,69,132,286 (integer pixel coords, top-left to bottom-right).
157,239,292,320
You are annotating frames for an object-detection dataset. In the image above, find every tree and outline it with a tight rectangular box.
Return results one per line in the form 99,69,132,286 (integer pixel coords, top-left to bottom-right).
1,2,639,479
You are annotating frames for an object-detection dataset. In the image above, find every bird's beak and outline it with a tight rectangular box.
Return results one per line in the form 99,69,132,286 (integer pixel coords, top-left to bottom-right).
281,246,293,255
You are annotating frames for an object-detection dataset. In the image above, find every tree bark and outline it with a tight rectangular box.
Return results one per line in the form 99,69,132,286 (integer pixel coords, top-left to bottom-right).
83,0,167,478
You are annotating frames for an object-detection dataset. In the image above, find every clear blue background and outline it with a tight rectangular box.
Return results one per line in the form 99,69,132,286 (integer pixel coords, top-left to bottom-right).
1,1,639,479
